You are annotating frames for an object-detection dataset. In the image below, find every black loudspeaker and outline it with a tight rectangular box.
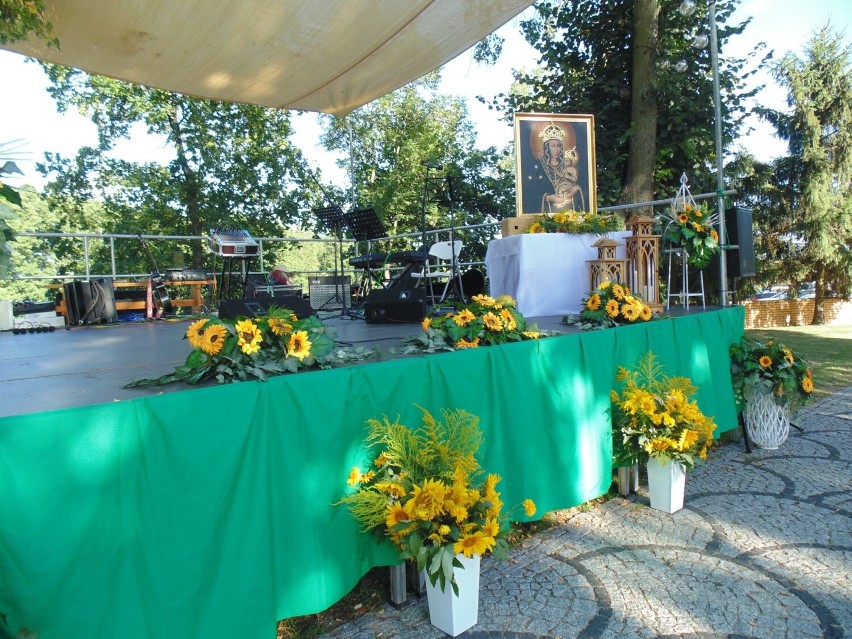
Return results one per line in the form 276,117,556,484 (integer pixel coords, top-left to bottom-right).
363,287,426,324
725,206,756,277
63,279,118,325
218,296,315,320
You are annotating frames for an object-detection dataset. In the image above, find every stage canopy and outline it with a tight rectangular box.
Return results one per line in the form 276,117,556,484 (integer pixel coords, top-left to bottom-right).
1,0,534,115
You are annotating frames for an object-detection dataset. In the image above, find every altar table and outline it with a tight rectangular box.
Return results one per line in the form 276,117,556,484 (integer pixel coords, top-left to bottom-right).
485,232,631,316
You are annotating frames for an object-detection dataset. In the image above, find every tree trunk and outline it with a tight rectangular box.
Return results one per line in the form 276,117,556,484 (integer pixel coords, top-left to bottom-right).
619,0,660,218
167,101,205,267
811,265,827,325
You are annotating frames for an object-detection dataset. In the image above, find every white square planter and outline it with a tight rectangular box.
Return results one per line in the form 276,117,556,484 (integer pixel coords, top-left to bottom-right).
425,553,480,637
646,457,686,513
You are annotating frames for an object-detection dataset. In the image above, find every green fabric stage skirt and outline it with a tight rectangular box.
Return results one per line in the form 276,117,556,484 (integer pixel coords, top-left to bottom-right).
0,307,743,638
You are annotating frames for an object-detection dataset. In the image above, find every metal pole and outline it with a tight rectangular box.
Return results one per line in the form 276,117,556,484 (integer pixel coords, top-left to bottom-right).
709,0,729,306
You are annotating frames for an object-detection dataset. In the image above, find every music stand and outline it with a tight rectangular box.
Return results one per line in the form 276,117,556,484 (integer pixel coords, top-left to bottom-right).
313,205,349,315
344,207,386,242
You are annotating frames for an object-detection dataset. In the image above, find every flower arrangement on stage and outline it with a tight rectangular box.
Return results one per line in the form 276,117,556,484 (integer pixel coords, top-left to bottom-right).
337,407,536,595
729,336,814,410
565,281,658,330
402,294,548,353
126,306,351,386
660,201,719,270
525,210,623,235
611,352,717,471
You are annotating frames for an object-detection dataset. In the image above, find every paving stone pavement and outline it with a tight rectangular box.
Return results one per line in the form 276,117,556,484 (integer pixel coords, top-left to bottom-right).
319,387,851,639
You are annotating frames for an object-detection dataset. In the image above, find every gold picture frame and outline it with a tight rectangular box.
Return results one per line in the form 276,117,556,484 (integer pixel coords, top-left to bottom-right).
513,112,597,216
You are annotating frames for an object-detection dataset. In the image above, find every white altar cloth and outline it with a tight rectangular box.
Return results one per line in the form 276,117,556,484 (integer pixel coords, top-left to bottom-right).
485,232,631,317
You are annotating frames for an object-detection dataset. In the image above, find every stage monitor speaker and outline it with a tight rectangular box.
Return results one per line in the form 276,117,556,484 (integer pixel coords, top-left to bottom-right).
725,206,756,278
309,276,352,311
363,287,426,324
63,279,118,325
218,296,315,320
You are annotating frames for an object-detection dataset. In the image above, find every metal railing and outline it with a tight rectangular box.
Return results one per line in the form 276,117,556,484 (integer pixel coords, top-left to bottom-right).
11,190,734,285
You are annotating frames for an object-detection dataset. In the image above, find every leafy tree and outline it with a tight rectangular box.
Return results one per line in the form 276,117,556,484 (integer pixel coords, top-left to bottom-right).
0,185,63,300
485,0,765,208
0,0,58,48
750,26,852,322
319,73,510,264
37,65,320,270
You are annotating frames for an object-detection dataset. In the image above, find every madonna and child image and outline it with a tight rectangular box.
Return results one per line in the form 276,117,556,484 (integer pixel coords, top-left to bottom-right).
514,113,597,216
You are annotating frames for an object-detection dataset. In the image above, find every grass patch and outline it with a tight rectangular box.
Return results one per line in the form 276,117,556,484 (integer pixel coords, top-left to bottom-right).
745,325,852,400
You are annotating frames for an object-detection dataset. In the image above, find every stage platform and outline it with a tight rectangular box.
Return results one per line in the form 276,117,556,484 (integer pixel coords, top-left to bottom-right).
0,305,745,639
0,310,573,418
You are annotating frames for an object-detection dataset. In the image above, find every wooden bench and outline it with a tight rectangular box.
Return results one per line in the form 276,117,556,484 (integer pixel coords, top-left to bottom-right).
47,279,216,320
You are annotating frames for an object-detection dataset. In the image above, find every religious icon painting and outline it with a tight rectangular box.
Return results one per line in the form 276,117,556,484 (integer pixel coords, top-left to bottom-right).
513,113,597,216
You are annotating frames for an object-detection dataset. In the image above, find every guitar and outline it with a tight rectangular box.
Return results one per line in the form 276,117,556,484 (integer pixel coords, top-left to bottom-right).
137,235,174,315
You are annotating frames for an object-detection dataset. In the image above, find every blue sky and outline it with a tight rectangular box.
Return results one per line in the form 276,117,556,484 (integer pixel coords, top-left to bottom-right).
2,0,850,192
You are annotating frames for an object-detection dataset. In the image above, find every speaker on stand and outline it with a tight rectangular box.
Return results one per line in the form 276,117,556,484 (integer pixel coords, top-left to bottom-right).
724,206,756,278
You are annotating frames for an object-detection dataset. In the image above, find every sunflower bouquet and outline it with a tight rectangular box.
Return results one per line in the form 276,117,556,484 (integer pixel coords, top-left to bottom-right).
729,336,814,410
337,407,536,595
660,201,720,270
403,294,545,353
126,305,338,386
611,352,717,471
525,210,623,235
566,281,657,329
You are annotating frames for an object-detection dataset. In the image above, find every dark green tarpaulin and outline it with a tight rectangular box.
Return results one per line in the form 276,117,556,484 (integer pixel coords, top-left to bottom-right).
0,307,743,638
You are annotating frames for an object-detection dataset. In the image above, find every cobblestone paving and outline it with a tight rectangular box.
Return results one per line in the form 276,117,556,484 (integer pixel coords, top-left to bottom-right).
320,388,851,638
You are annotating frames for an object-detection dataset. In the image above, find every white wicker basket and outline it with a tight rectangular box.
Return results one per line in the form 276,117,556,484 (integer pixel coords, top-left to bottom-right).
744,385,791,449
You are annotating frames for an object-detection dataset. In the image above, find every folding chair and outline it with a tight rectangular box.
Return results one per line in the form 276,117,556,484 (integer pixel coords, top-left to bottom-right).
413,240,464,304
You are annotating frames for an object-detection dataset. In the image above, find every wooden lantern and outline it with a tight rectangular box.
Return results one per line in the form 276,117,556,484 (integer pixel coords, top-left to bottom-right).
625,215,663,311
587,238,628,290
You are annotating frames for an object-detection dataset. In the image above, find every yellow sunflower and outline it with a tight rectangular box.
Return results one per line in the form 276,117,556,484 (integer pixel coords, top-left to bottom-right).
347,467,362,486
640,305,653,321
483,312,504,332
454,337,481,349
758,355,773,368
471,294,496,307
453,531,494,557
599,281,612,290
374,452,389,467
678,212,689,224
500,308,517,331
605,299,620,318
528,222,545,233
268,318,293,336
200,323,227,356
405,478,447,521
611,284,625,300
677,429,699,452
585,293,602,311
710,229,719,241
385,503,411,528
801,377,814,393
287,330,312,361
375,482,406,498
621,303,640,322
453,308,476,327
235,319,262,355
186,318,208,349
523,499,537,517
421,316,432,332
522,331,540,339
481,517,501,538
645,437,678,454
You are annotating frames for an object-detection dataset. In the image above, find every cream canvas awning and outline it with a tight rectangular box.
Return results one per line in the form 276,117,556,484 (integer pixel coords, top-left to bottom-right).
1,0,534,115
